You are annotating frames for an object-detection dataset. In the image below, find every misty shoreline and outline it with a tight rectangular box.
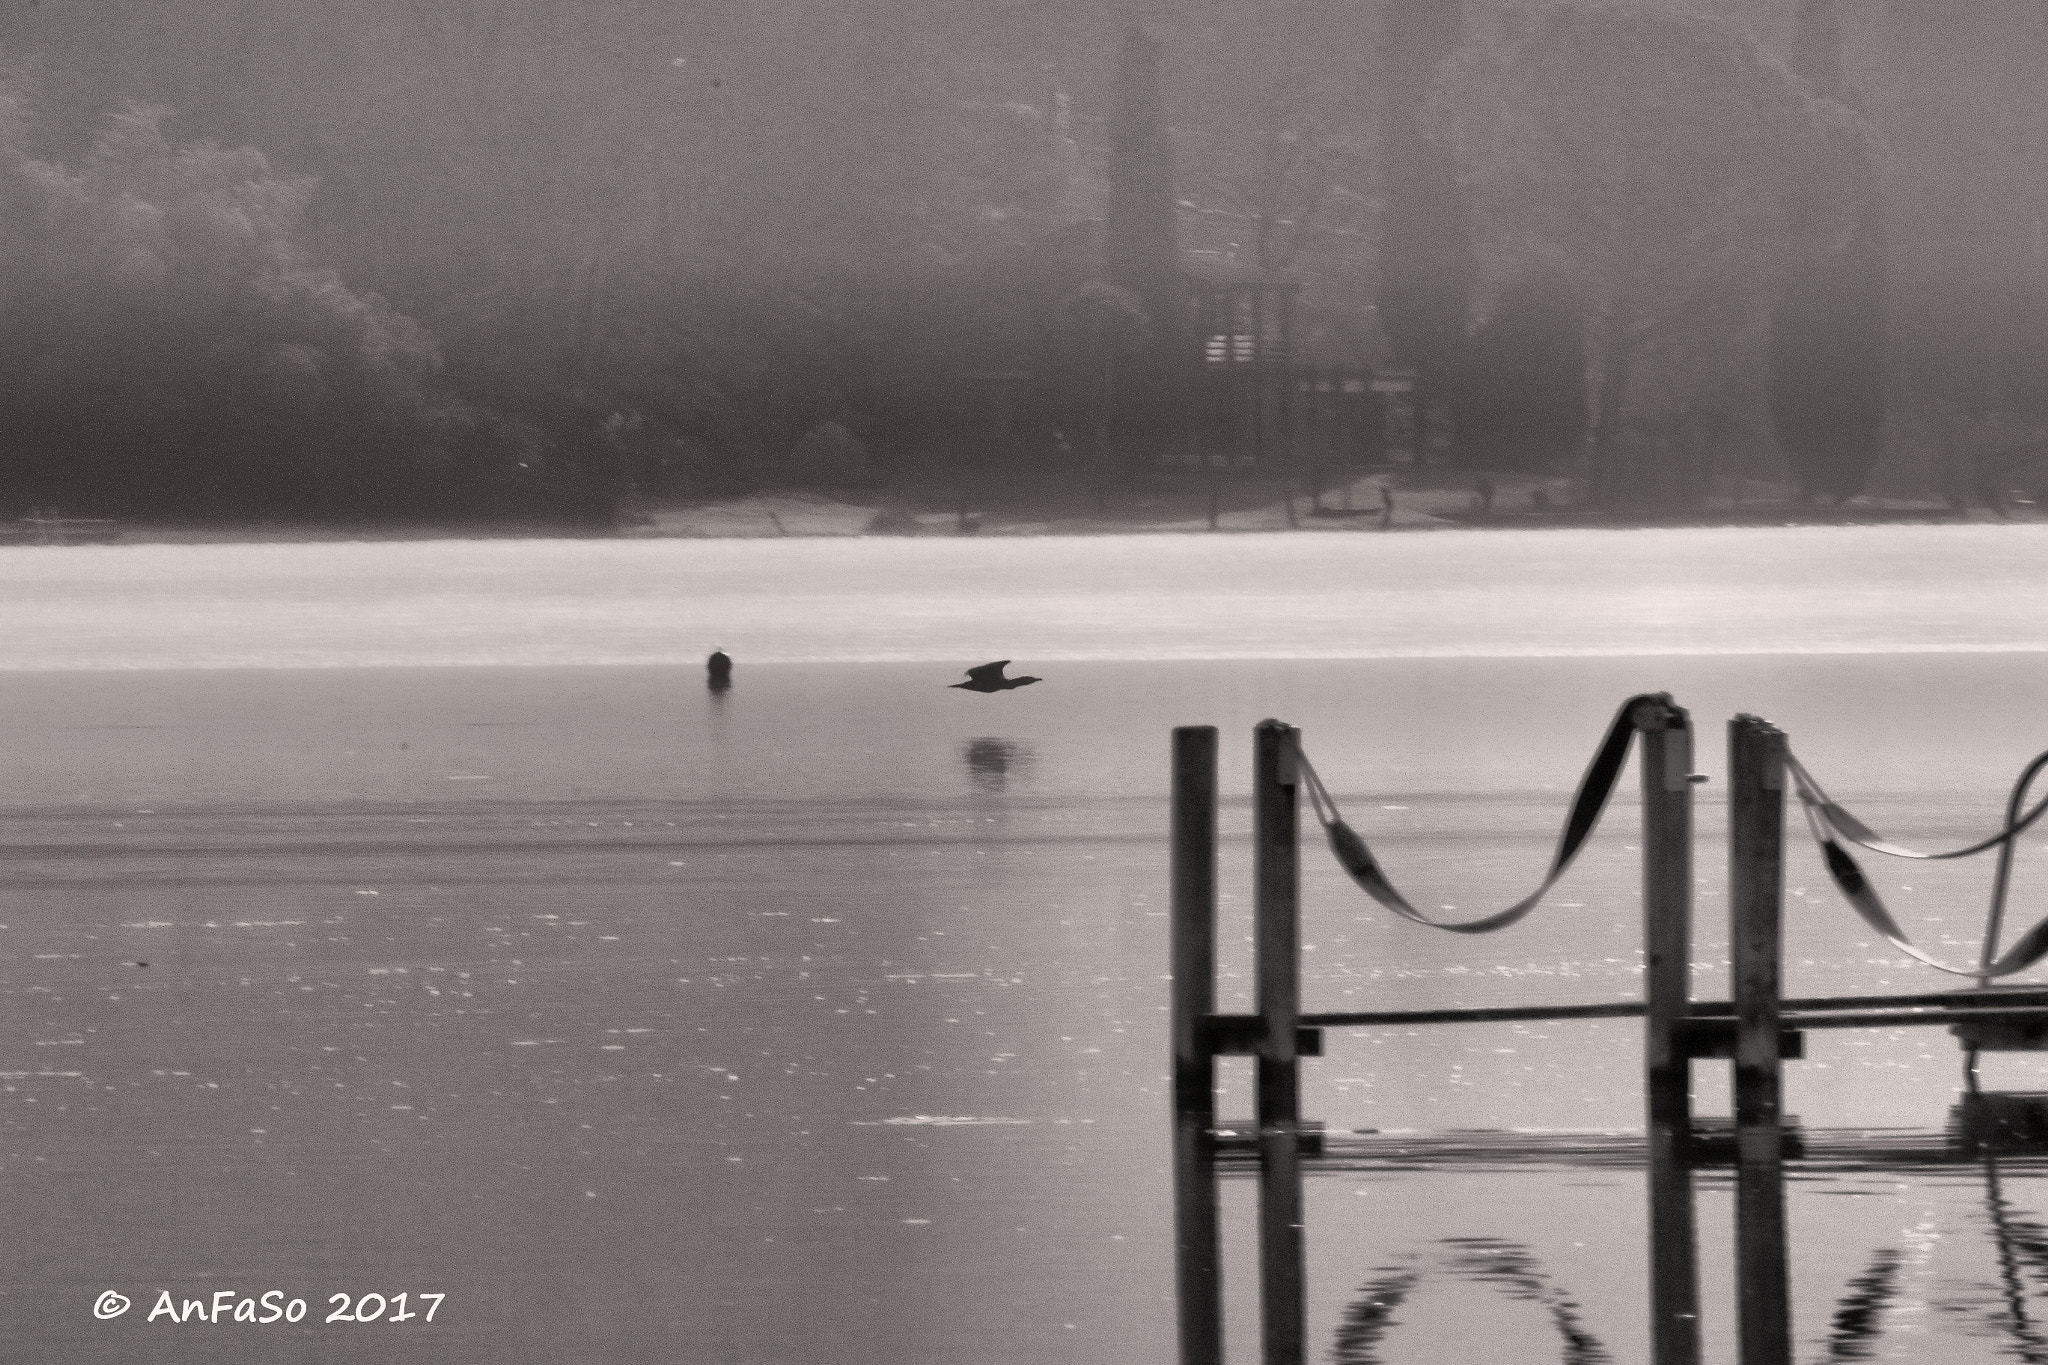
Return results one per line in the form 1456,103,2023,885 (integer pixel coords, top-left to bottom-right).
7,472,2013,547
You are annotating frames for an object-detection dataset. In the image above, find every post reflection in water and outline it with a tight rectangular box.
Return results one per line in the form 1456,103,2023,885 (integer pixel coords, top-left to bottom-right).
1980,1156,2048,1363
1185,1131,2048,1365
963,736,1033,793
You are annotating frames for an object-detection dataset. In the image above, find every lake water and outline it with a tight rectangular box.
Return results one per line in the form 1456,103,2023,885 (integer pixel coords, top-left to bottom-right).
7,526,2048,1362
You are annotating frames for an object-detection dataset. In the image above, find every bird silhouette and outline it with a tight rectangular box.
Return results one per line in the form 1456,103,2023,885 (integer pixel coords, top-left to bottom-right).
950,660,1041,693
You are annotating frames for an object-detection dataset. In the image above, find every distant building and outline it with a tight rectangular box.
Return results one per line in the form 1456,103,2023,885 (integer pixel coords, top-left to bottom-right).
941,219,1381,475
1179,259,1298,469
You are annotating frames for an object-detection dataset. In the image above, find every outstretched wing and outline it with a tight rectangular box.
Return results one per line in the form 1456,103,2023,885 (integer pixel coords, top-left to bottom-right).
964,660,1010,683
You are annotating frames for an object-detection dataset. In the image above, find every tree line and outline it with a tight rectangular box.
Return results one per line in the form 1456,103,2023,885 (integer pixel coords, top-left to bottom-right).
0,1,2036,521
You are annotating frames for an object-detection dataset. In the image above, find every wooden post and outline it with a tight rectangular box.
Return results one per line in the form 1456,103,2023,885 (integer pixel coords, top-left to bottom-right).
1636,696,1703,1365
1254,719,1305,1365
1730,715,1792,1365
1171,726,1223,1365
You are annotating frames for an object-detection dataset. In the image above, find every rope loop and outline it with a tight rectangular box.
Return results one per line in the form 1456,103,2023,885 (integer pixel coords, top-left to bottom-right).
1789,746,2048,980
1298,694,1663,934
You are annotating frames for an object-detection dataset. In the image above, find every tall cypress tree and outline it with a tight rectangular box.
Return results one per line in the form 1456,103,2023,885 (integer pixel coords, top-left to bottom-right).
1101,27,1179,475
1769,0,1886,500
1105,27,1178,311
1378,0,1473,454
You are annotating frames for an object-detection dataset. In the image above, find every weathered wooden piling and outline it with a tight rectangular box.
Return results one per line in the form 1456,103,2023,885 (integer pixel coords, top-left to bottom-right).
1636,696,1703,1365
1253,719,1307,1365
1170,726,1222,1365
1730,715,1792,1365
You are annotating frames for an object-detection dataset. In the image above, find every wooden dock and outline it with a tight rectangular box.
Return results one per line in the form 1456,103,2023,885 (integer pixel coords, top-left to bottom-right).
1168,702,2048,1365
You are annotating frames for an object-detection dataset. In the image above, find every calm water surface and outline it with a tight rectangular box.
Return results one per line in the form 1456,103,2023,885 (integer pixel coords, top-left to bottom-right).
6,528,2048,1362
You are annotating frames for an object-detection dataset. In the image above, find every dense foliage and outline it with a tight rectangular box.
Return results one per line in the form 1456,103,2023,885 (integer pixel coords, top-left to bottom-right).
0,80,593,521
1,2,2045,515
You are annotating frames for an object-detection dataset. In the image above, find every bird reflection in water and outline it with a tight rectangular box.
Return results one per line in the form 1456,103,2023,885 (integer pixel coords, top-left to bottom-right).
963,737,1033,793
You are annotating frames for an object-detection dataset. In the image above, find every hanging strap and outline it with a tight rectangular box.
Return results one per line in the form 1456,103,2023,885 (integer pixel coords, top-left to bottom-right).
1785,751,2048,861
1297,694,1657,934
1789,747,2048,980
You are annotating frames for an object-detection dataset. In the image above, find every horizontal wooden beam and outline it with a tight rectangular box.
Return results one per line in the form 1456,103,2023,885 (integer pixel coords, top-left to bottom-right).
1674,1019,1804,1059
1191,989,2048,1042
1202,1015,1323,1055
1297,1002,1646,1029
1717,987,2048,1016
1789,1005,2048,1031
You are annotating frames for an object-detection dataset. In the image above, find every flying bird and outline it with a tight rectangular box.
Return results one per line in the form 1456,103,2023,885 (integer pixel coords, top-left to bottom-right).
950,660,1041,693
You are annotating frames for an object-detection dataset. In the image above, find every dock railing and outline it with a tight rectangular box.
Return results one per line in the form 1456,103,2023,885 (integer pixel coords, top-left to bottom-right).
1169,702,2048,1365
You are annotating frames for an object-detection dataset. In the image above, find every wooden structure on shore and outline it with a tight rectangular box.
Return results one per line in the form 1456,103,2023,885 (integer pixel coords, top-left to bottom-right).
1169,703,2048,1365
1175,264,1297,471
1172,264,1383,475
